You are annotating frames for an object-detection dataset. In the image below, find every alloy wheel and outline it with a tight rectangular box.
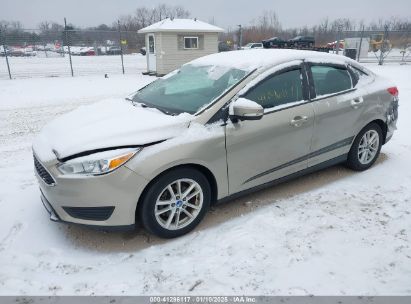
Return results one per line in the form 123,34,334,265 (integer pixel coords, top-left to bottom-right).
357,129,380,165
154,178,204,230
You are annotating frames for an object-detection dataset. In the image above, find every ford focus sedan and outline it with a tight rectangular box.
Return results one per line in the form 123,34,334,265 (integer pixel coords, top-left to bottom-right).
33,49,399,238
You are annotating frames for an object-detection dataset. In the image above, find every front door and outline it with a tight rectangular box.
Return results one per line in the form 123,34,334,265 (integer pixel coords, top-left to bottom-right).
147,34,156,72
226,61,315,194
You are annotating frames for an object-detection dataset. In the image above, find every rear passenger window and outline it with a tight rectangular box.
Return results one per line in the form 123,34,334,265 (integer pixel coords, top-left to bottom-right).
244,69,303,109
349,65,370,87
310,65,352,96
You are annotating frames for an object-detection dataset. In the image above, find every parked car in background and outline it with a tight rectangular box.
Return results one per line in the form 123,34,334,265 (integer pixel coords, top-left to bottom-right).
327,40,345,50
107,46,122,55
9,47,36,57
289,36,315,48
0,46,10,57
24,47,37,56
262,37,287,48
33,49,398,239
218,41,231,52
79,47,96,56
241,42,263,50
67,46,95,56
69,46,83,55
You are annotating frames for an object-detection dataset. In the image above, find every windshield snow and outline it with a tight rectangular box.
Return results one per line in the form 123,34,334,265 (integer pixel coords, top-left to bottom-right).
132,64,248,114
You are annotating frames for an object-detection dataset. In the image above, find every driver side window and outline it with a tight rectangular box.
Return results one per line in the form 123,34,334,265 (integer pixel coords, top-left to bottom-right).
243,68,303,109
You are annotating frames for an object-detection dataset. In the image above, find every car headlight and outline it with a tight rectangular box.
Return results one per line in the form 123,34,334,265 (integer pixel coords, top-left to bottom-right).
57,148,140,175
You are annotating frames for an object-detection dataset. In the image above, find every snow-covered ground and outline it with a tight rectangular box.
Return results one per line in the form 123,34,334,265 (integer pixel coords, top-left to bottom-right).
0,54,146,79
0,63,410,295
1,49,409,80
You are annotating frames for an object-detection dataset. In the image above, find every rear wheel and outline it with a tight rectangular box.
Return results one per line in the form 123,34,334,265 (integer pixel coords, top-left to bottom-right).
139,168,211,238
346,123,383,171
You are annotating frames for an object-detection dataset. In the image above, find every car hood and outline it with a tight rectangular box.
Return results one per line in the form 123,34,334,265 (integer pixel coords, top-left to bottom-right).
33,98,193,162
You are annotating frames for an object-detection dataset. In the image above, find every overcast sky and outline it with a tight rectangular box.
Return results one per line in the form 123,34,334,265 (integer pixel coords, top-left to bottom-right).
1,0,410,29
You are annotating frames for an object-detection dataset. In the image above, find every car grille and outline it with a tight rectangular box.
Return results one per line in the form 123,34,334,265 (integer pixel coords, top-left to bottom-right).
34,155,55,185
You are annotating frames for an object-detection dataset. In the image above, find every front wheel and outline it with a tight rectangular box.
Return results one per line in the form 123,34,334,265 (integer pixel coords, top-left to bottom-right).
346,123,383,171
139,168,211,238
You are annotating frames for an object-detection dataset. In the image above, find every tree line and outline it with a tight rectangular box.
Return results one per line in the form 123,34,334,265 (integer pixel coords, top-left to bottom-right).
1,5,410,48
226,10,411,47
0,4,189,48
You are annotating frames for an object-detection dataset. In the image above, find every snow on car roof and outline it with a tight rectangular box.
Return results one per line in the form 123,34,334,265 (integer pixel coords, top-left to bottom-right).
138,18,224,33
187,49,355,72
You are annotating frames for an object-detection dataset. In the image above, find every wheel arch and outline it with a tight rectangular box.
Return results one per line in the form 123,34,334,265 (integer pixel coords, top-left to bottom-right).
364,119,387,144
346,119,386,171
354,118,387,146
135,163,219,219
371,119,388,144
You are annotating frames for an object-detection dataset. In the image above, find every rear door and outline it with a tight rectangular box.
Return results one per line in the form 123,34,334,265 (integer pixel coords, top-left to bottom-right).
305,62,365,167
225,61,315,194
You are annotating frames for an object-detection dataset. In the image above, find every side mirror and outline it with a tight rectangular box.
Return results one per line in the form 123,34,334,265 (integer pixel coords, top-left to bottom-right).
229,98,264,121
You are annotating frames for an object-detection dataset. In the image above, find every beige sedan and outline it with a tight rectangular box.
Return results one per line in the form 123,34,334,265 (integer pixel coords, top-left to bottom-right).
33,49,399,238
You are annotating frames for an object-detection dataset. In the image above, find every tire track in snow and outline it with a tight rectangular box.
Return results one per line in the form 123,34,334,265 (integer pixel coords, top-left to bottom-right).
0,222,23,252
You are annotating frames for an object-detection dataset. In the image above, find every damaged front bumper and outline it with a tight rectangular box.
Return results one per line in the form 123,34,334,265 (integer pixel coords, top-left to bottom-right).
40,190,60,222
33,151,150,231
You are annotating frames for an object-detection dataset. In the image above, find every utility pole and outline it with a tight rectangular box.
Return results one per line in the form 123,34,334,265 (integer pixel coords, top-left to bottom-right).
0,28,12,79
64,18,74,77
336,23,343,55
357,25,365,61
118,20,125,74
238,24,243,49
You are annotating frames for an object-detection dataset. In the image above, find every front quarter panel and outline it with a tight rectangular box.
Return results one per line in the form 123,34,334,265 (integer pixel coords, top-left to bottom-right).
125,123,228,199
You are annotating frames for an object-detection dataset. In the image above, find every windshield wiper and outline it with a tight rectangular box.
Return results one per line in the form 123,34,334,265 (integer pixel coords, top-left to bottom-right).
127,97,175,115
127,97,149,108
154,107,175,116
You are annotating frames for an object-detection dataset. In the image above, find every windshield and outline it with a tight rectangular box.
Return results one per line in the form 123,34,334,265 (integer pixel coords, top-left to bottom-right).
132,64,248,114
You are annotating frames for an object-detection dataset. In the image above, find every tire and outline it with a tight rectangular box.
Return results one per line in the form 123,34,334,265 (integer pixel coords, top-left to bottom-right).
346,123,383,171
139,168,211,238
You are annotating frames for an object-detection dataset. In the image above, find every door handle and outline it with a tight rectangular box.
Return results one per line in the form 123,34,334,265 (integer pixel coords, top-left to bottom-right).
351,97,364,109
290,115,308,127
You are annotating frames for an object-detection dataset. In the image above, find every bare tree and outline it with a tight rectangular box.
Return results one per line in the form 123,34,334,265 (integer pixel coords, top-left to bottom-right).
173,6,190,18
119,3,191,31
38,21,51,32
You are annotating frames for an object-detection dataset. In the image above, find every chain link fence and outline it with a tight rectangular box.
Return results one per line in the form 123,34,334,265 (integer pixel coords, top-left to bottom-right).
336,29,411,64
0,27,146,79
1,26,411,79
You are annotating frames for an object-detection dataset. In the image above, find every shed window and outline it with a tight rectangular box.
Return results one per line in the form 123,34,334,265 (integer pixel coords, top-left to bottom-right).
148,35,155,54
184,37,199,49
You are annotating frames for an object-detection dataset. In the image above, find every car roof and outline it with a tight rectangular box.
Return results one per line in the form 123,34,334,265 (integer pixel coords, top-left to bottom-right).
187,49,358,72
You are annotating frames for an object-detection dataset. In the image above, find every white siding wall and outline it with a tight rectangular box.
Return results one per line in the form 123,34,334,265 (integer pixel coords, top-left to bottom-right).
156,32,219,75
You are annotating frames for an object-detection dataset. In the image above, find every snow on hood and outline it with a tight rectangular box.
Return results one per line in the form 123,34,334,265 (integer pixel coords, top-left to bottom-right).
33,98,192,162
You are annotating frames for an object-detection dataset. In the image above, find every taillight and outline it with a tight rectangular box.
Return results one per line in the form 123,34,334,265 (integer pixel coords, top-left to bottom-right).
387,87,399,97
